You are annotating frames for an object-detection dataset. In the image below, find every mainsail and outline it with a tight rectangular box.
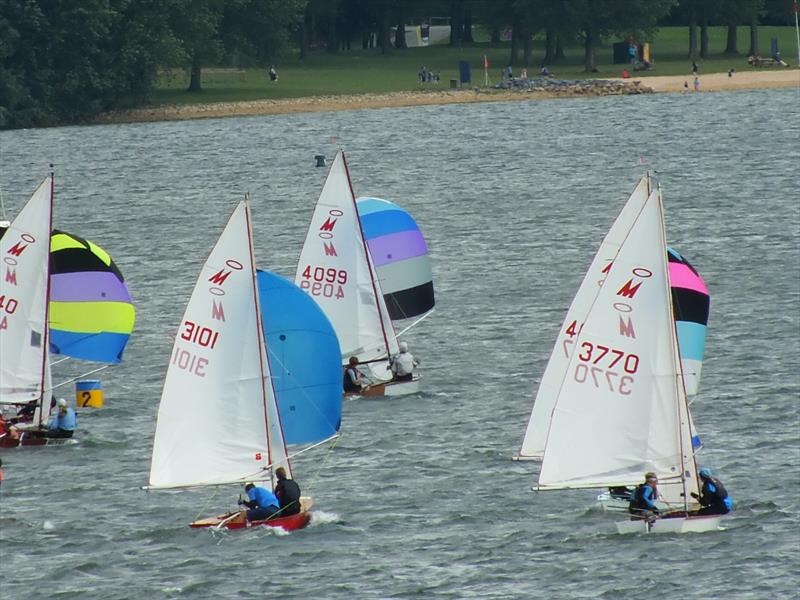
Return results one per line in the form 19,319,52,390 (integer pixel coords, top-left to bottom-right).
295,151,398,370
518,174,650,460
148,201,290,490
537,189,700,504
356,197,435,321
0,177,53,410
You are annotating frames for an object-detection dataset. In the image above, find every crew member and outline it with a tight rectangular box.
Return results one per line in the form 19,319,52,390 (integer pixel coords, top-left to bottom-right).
691,467,733,515
239,482,280,522
274,467,302,516
628,472,659,521
389,341,419,382
343,356,365,393
45,398,76,438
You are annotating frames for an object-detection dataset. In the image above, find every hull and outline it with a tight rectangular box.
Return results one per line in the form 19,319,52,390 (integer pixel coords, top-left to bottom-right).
0,429,76,448
190,509,311,531
346,377,420,398
596,490,671,513
615,514,723,534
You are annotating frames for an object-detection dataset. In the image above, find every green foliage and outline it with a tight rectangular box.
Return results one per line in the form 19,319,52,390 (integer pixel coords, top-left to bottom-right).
0,0,180,128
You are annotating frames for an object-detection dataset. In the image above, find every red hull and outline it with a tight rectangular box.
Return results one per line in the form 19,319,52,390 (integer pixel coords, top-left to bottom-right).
189,510,311,531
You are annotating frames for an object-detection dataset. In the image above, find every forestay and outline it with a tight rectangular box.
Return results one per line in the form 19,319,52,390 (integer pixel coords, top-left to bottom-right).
537,189,700,504
0,177,53,408
518,175,650,460
295,151,398,368
148,201,290,490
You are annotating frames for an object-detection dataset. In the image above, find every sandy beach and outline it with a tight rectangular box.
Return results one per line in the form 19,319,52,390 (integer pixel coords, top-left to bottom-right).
94,69,798,125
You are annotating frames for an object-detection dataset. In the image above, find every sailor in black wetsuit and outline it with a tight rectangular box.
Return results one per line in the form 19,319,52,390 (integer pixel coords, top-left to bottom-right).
274,467,302,516
691,467,733,515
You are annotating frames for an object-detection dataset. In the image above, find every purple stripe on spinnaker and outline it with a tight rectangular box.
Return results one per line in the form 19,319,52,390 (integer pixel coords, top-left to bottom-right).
366,230,428,267
50,272,132,303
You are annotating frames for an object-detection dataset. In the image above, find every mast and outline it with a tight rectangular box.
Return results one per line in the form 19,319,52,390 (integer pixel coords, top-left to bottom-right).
245,199,292,484
342,152,395,357
37,170,54,427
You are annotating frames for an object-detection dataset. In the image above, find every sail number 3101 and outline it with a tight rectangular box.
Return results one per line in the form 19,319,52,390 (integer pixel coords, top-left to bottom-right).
299,265,347,299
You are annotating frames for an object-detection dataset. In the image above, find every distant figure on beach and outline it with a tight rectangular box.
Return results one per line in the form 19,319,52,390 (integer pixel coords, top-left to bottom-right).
418,65,427,84
268,65,278,82
683,80,689,92
692,61,699,75
506,65,513,79
621,68,630,79
728,68,734,78
693,76,700,91
628,43,637,64
540,66,551,77
520,68,528,79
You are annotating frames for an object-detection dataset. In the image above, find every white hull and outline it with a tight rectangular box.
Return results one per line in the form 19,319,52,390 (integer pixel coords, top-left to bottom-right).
595,491,671,513
351,377,420,398
615,514,723,535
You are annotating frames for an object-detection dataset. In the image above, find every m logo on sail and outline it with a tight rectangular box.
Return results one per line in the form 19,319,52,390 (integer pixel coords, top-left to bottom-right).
6,234,35,257
323,241,337,257
4,268,17,285
318,210,343,240
319,217,337,233
211,299,225,322
208,269,232,286
616,279,643,299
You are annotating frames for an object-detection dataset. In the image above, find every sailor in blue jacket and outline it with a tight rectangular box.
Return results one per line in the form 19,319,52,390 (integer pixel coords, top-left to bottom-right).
240,482,280,522
691,467,733,515
628,472,660,520
45,398,76,438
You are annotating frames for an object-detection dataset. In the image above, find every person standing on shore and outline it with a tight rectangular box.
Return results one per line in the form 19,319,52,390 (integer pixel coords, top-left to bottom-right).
268,65,278,82
693,76,700,91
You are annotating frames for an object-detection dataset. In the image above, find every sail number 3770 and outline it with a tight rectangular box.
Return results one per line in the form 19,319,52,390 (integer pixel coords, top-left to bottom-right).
574,340,639,395
299,265,347,299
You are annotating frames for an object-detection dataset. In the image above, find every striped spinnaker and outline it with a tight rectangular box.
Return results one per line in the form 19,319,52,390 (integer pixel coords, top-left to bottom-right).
668,247,710,397
356,197,434,320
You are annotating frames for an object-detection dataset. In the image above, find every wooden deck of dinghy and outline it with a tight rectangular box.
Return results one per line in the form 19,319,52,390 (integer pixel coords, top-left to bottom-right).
189,497,314,531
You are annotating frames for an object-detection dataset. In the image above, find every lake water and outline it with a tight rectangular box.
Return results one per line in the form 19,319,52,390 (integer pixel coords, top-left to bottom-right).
1,88,798,599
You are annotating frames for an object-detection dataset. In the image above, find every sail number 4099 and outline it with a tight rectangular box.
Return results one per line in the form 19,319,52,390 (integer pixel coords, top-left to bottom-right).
299,265,347,299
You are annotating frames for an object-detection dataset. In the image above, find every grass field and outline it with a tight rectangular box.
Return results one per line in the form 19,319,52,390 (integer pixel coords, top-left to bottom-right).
152,26,798,105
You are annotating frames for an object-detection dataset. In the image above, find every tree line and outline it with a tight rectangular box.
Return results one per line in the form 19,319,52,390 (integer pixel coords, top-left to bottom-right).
0,0,794,129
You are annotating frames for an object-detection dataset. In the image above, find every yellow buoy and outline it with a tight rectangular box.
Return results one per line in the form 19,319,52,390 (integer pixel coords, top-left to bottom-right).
75,380,104,408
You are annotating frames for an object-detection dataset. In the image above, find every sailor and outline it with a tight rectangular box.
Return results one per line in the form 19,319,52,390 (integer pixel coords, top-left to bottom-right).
45,398,77,438
691,467,733,515
343,356,366,393
239,482,280,522
389,341,419,382
274,467,302,516
628,472,660,521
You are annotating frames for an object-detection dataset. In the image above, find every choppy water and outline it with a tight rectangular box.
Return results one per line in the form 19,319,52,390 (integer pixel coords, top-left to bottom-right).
1,88,798,599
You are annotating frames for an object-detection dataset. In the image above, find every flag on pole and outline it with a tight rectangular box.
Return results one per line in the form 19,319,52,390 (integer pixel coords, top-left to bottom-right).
483,55,490,69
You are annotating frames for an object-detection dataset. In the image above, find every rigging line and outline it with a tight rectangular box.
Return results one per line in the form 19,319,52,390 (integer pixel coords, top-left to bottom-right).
194,486,221,523
301,434,342,498
394,308,435,339
50,365,111,391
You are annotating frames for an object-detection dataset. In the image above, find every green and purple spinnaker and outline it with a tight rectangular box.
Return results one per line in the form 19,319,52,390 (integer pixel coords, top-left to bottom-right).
1,225,135,364
356,197,434,320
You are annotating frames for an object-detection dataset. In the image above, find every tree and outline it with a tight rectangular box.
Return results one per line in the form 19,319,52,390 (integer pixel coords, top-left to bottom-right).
0,0,179,128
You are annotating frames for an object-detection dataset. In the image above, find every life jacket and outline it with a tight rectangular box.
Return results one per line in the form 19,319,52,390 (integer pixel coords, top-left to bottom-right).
628,483,654,512
703,477,729,507
343,367,360,392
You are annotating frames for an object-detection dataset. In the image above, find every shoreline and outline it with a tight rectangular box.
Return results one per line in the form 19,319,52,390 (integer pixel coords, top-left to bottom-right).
93,70,799,125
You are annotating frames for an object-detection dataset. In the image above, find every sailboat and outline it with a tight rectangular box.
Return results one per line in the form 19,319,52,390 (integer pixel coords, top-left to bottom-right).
0,176,58,447
531,183,724,534
0,179,136,447
295,151,433,397
147,200,340,531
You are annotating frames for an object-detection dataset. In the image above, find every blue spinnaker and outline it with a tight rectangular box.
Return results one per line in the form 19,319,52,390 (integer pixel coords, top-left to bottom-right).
257,270,342,445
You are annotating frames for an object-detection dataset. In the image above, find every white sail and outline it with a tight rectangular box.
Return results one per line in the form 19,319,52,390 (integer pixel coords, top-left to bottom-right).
538,189,698,503
0,177,53,407
518,175,650,459
148,201,290,489
295,151,397,371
